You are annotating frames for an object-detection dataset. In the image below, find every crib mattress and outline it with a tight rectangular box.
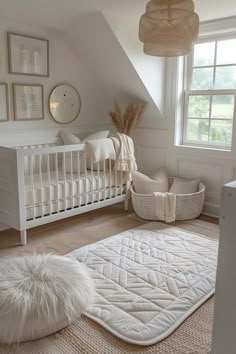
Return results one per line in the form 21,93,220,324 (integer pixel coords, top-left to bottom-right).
25,171,127,219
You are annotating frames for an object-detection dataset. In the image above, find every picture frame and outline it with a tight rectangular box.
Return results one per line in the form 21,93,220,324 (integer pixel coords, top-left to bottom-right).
8,32,49,77
0,83,9,122
13,84,44,121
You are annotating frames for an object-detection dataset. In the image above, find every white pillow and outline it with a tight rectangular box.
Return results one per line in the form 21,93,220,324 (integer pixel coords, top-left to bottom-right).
60,130,110,172
60,130,81,145
59,131,84,173
131,170,169,194
169,177,200,194
151,168,168,182
83,131,109,142
60,130,110,145
83,131,110,171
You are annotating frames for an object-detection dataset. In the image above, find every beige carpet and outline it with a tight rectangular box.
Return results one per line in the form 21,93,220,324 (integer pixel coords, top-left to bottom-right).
0,214,219,354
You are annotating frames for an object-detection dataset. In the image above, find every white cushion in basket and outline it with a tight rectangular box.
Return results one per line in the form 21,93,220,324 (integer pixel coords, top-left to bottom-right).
169,177,200,194
151,168,168,183
0,254,95,344
132,169,169,194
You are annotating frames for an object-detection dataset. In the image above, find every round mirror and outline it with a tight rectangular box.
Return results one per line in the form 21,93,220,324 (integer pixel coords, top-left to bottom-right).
49,84,81,124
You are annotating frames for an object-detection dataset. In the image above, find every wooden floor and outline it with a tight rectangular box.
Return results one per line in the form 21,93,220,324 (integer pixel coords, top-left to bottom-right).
0,203,219,251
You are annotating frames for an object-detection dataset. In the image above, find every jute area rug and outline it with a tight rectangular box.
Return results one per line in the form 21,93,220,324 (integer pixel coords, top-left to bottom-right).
0,214,219,354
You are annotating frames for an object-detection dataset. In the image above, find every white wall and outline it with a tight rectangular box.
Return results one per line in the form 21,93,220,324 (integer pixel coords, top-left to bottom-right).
134,55,236,217
0,18,101,147
0,18,106,231
105,13,165,114
66,12,166,132
98,13,168,174
79,14,236,218
165,19,236,217
2,13,234,223
127,18,236,217
0,13,167,156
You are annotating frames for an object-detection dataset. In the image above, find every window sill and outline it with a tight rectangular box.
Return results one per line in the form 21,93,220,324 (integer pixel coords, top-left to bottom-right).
172,143,235,160
178,144,231,153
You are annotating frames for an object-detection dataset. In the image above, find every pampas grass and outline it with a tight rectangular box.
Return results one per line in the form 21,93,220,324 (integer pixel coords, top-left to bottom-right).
109,101,146,135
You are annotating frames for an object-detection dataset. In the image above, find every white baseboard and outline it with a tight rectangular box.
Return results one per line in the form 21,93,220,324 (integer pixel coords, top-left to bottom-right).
0,224,8,232
202,202,220,219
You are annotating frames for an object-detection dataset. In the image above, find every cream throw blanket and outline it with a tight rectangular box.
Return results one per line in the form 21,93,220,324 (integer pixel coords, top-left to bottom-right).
111,133,137,172
85,133,137,174
153,192,176,223
85,138,116,162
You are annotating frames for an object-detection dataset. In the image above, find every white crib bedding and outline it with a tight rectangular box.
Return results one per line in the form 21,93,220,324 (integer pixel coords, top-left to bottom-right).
24,170,127,219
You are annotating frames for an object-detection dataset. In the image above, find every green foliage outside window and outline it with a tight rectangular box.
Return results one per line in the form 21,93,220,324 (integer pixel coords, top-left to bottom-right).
186,39,236,146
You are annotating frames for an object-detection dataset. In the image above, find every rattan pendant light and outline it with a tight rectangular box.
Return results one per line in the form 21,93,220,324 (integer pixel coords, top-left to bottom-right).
139,0,199,57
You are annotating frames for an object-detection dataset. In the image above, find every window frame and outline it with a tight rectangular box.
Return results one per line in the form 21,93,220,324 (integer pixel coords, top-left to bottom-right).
182,33,236,150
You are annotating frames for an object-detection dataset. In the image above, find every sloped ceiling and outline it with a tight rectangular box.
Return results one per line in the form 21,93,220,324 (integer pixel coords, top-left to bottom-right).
65,12,165,128
0,0,236,30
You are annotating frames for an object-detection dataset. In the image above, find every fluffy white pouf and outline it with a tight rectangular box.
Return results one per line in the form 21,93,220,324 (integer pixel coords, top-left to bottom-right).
0,254,95,344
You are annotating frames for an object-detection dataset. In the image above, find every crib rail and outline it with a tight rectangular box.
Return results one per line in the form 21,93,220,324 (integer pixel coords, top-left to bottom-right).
20,144,128,223
20,143,86,156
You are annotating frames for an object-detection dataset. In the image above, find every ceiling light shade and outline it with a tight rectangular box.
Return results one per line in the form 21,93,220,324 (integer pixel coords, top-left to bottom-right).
139,0,199,57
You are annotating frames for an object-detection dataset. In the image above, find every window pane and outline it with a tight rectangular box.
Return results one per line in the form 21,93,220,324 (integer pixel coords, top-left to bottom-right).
210,120,233,144
186,119,209,142
191,68,213,90
215,66,236,89
188,95,210,118
211,95,235,119
193,42,215,67
216,39,236,65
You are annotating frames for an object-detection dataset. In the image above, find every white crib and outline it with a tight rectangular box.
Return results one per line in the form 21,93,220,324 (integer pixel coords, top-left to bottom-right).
0,143,130,245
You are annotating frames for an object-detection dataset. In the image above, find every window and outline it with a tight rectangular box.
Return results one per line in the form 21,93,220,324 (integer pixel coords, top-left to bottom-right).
183,35,236,149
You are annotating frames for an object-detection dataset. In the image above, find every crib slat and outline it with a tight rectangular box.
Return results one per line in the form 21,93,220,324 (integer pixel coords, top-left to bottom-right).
77,151,81,207
47,153,52,215
84,153,88,205
63,152,67,211
91,160,94,204
120,169,123,195
115,163,118,197
20,143,128,226
29,155,35,220
70,151,74,208
97,162,100,201
55,153,59,213
109,159,112,199
39,155,44,217
103,160,106,201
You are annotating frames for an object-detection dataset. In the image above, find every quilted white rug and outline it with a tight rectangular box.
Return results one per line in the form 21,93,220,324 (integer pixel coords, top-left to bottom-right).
69,222,218,346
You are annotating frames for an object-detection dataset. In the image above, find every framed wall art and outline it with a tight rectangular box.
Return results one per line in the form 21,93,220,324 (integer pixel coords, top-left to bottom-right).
0,83,9,122
13,84,44,121
8,32,49,77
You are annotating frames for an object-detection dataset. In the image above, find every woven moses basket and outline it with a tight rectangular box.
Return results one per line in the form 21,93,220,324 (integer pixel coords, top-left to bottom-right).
131,177,205,221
